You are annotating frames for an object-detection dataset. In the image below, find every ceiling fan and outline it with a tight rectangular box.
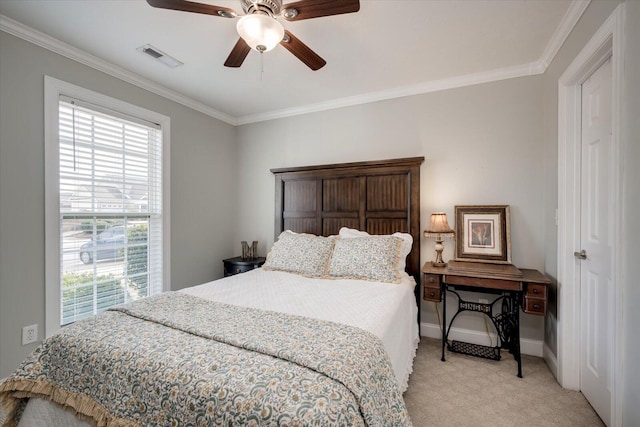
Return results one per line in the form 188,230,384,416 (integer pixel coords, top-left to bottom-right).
146,0,360,71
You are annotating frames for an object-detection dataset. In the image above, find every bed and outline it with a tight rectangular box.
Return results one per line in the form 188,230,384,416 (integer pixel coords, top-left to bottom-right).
1,157,424,427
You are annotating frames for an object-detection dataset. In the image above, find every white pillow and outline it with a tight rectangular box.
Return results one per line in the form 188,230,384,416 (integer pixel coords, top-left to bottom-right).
338,227,413,273
263,230,335,277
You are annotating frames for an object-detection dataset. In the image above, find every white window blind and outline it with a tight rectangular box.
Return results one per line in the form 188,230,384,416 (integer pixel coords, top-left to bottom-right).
58,96,163,326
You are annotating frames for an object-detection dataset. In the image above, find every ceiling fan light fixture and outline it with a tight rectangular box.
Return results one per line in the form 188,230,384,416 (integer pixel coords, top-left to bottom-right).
236,14,284,52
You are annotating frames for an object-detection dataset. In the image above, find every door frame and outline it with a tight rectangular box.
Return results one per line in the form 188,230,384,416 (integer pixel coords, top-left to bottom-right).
557,3,625,425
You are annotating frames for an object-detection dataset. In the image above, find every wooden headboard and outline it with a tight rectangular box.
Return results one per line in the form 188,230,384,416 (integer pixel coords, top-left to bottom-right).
270,157,424,280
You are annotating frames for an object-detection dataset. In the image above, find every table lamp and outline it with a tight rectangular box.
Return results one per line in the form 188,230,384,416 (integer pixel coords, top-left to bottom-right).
424,212,455,267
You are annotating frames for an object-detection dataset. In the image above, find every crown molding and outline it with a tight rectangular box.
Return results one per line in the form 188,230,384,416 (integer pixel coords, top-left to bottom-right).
539,0,591,69
2,0,588,127
236,61,546,125
0,15,237,126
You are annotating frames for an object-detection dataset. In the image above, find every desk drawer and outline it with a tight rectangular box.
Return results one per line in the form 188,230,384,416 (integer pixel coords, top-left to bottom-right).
423,273,441,302
444,274,522,291
523,283,547,315
423,286,441,302
424,273,440,287
525,283,547,299
523,297,546,315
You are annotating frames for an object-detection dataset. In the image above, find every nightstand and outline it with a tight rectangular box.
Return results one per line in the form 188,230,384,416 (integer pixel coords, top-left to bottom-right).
223,256,266,277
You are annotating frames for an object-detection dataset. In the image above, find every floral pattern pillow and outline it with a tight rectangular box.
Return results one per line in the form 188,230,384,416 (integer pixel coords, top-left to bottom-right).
328,236,403,283
263,230,335,277
338,227,413,273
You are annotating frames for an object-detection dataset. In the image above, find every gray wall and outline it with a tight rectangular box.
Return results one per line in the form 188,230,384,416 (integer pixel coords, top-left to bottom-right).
540,0,622,358
0,33,238,378
235,75,548,344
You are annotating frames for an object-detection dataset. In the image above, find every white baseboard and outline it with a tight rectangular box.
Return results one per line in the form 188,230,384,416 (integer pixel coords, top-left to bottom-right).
543,342,559,379
420,322,544,357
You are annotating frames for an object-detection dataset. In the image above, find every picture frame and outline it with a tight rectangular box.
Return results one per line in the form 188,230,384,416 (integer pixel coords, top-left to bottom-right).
454,205,511,264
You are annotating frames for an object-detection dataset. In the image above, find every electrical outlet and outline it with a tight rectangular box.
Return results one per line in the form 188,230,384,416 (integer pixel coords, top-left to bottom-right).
479,298,489,304
22,324,37,345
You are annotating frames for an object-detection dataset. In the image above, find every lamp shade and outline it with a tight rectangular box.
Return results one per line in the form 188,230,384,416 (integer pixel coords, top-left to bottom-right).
425,212,454,235
236,14,285,53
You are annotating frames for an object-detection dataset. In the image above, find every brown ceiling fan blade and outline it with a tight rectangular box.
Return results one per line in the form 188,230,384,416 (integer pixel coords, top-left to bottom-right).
280,30,326,70
282,0,359,21
146,0,237,18
224,38,251,68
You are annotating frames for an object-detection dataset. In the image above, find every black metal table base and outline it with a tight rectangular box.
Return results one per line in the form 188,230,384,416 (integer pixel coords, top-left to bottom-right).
448,340,501,361
441,285,523,378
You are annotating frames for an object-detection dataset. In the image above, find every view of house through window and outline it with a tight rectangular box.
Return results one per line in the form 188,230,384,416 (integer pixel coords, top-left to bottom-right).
58,97,163,326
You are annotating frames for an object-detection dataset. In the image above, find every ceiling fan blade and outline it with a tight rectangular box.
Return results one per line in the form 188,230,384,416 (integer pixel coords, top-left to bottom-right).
282,0,359,21
224,38,251,68
280,30,326,71
146,0,237,18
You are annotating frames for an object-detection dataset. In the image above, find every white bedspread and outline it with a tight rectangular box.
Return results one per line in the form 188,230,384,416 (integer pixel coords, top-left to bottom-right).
17,269,419,427
182,268,420,392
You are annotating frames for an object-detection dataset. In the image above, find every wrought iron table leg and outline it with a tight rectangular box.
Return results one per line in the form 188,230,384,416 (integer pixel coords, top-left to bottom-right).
498,292,522,377
514,294,522,378
441,281,447,362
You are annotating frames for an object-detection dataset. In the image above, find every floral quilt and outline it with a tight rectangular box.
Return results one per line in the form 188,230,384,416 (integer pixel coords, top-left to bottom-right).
0,292,411,426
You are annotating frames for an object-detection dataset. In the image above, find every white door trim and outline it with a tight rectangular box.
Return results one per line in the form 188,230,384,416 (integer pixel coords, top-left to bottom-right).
557,3,625,426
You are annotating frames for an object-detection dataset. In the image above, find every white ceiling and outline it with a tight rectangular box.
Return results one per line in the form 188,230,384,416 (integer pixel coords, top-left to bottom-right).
0,0,587,125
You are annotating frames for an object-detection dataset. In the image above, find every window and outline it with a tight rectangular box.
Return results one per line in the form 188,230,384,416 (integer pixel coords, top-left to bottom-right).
45,77,170,335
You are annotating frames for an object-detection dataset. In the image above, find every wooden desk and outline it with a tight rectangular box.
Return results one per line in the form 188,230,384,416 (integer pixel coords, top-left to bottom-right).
423,261,549,378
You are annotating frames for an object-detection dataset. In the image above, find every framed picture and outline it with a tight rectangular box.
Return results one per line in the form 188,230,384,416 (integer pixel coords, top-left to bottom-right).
454,205,511,264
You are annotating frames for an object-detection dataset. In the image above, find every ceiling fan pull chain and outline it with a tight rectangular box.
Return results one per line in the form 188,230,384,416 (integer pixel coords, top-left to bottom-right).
260,52,264,81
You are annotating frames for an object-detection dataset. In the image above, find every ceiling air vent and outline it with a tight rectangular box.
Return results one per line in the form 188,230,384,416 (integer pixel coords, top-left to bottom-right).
137,44,183,68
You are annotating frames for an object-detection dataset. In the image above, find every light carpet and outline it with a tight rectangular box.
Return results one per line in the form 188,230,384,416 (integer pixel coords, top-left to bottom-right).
403,338,604,426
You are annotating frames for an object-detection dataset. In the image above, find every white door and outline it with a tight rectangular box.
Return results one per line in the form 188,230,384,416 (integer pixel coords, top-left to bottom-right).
579,56,612,425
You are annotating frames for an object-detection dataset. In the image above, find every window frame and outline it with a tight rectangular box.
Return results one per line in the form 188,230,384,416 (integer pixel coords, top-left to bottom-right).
44,76,171,337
